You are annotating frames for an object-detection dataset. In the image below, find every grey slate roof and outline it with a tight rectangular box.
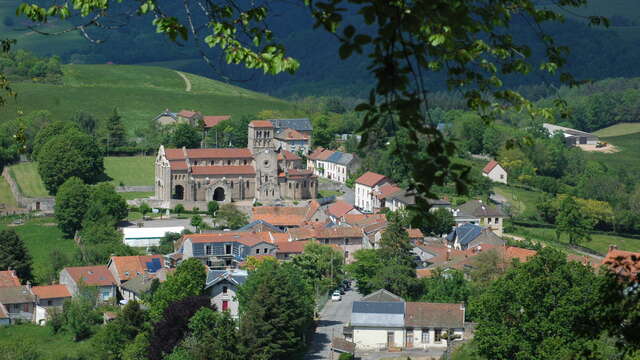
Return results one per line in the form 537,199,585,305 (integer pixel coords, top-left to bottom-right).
351,301,405,327
270,118,313,132
121,275,154,296
457,200,505,218
326,151,356,166
237,220,282,233
447,223,482,246
205,269,248,289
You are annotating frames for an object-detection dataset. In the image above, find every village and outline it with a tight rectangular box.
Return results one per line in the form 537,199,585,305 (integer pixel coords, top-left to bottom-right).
0,108,631,360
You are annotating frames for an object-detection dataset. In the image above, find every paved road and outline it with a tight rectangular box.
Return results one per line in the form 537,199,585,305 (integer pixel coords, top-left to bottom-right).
305,289,362,360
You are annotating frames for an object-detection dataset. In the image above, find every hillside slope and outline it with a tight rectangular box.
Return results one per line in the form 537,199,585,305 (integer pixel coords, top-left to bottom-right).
0,64,292,133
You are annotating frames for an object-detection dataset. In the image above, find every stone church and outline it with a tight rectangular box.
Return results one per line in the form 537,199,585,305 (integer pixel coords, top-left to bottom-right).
154,120,317,208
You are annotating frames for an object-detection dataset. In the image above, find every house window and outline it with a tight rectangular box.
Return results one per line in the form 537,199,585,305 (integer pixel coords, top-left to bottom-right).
345,239,349,245
495,217,499,223
205,245,213,255
246,182,249,188
421,329,429,343
256,248,260,254
222,300,229,311
227,160,231,165
225,244,232,255
23,303,29,312
222,286,228,294
500,174,504,179
206,260,213,267
102,290,111,300
47,300,53,306
434,329,442,343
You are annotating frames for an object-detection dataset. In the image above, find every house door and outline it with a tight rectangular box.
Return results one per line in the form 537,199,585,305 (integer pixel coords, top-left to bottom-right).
406,330,414,348
222,300,229,311
387,332,395,348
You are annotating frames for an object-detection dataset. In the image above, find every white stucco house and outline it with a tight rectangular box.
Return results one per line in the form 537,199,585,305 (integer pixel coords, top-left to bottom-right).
355,172,390,213
344,289,466,351
482,160,507,184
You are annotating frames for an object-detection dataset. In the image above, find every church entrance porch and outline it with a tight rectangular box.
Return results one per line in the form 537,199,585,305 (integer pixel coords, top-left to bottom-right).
213,187,225,201
172,185,184,200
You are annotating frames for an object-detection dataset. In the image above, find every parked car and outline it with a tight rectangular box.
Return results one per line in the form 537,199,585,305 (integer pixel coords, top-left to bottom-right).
331,291,342,301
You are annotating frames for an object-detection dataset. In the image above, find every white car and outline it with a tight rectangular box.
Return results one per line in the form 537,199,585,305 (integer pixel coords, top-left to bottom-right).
331,291,342,301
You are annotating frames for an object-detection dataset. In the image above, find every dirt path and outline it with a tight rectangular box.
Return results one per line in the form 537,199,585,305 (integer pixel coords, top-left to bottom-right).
175,71,192,92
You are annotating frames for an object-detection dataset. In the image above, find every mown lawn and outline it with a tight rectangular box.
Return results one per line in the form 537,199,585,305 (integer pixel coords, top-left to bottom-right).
105,156,155,186
119,191,154,200
318,189,343,198
509,224,640,255
593,123,640,137
8,162,49,197
492,184,543,219
0,176,17,208
585,133,640,181
0,323,95,360
0,216,76,284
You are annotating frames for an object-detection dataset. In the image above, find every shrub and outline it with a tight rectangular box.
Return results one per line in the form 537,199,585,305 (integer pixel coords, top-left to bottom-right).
174,204,185,214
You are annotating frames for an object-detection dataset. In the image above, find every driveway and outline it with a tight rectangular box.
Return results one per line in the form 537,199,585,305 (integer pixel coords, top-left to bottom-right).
305,288,362,360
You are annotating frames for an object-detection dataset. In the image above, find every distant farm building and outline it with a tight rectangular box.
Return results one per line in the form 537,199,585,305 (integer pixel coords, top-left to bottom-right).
482,160,507,184
542,123,599,146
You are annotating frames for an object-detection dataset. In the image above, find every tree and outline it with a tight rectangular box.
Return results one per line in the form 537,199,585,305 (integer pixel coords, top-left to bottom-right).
84,183,128,224
37,129,104,194
149,258,207,322
468,248,510,287
139,202,151,219
148,296,212,360
238,261,314,360
99,107,127,152
379,213,415,269
168,307,240,360
471,248,601,359
94,300,147,360
0,229,33,282
54,177,91,237
157,232,182,254
190,215,203,232
71,111,98,136
291,242,344,292
207,200,219,218
421,268,469,304
32,120,79,160
370,263,422,301
216,204,248,229
346,249,385,295
555,196,593,245
426,208,455,236
170,123,201,148
174,204,185,215
62,297,100,341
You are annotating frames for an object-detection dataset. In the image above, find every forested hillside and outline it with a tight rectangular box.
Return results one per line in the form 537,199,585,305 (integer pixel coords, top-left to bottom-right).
3,0,640,97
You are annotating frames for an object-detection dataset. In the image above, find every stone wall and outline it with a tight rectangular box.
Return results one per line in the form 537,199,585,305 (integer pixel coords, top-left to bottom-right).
2,167,55,213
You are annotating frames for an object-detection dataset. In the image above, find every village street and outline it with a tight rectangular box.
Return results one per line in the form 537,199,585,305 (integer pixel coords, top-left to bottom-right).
305,288,362,360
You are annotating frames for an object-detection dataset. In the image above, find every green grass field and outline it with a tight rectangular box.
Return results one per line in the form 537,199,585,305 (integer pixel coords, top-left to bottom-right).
8,162,49,197
493,185,542,219
0,216,77,283
0,323,95,360
585,133,640,180
593,123,640,137
0,176,17,208
510,224,640,255
104,156,155,186
0,64,294,135
119,191,154,200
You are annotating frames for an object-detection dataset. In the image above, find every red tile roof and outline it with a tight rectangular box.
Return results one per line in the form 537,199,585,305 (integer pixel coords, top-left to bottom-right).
602,249,640,279
407,228,424,239
203,115,231,128
64,266,116,287
503,246,537,263
278,150,301,161
328,200,356,218
253,206,308,227
356,171,388,187
165,148,253,160
482,160,499,174
109,255,165,282
289,226,363,240
191,165,256,176
308,147,326,160
32,285,71,299
249,120,274,128
376,183,402,199
276,128,310,141
276,240,309,254
0,270,21,288
279,169,315,178
178,110,200,118
405,302,465,328
317,149,335,161
169,160,188,170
